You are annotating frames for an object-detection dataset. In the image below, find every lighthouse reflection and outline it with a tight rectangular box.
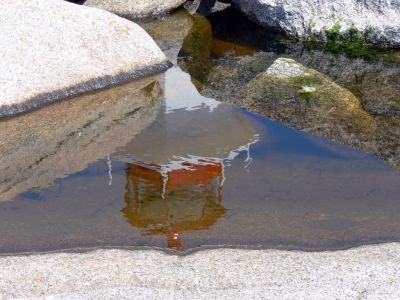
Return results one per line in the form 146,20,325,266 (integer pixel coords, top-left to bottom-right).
117,66,258,250
122,158,227,250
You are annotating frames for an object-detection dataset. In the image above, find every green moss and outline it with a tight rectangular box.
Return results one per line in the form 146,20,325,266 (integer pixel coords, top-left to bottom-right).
323,24,380,59
306,23,381,60
325,23,341,42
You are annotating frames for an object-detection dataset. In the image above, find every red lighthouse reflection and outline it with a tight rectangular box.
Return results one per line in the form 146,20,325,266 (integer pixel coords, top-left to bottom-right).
122,158,227,250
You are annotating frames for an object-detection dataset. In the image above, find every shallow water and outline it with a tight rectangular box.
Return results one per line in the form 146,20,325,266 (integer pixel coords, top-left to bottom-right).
1,8,400,253
0,65,399,253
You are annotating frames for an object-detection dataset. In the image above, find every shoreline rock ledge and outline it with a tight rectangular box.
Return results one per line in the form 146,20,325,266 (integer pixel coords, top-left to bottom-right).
0,0,170,118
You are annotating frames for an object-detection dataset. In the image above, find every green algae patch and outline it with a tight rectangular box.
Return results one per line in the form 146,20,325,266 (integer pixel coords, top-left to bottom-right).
306,24,382,60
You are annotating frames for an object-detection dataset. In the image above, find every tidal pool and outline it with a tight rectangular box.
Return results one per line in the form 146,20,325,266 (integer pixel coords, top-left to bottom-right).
0,65,399,253
0,8,400,253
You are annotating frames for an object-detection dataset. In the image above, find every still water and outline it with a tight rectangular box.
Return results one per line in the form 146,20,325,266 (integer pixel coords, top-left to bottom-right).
0,65,399,253
1,9,400,253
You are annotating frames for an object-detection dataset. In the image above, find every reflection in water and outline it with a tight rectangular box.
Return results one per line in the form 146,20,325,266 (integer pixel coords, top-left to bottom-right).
113,67,259,166
122,159,226,250
0,8,400,254
0,63,400,252
0,76,162,201
117,66,259,250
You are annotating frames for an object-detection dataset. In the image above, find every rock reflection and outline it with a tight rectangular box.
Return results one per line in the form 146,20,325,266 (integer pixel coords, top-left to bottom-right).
122,159,226,250
0,76,163,201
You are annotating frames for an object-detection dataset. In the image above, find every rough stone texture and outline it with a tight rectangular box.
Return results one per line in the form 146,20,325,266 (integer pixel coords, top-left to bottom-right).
1,243,400,298
0,76,162,202
0,0,169,118
231,0,400,47
84,0,187,18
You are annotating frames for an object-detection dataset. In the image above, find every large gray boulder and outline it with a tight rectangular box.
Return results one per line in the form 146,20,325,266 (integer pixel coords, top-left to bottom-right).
0,0,169,118
84,0,187,18
231,0,400,47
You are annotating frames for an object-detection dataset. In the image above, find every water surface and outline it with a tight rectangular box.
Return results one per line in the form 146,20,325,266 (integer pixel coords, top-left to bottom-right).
0,65,400,253
1,8,400,253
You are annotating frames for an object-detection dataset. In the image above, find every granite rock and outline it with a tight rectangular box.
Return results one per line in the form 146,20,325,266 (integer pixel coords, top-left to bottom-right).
0,0,169,117
231,0,400,47
1,244,400,299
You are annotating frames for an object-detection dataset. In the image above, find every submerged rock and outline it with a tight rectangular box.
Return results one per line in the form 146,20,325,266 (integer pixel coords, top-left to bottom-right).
0,0,169,118
375,116,400,169
237,58,375,152
231,0,400,47
361,70,400,117
196,54,400,168
296,51,400,117
84,0,187,18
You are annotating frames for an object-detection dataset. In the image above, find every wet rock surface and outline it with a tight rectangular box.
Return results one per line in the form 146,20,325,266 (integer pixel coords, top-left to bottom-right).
0,0,169,117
